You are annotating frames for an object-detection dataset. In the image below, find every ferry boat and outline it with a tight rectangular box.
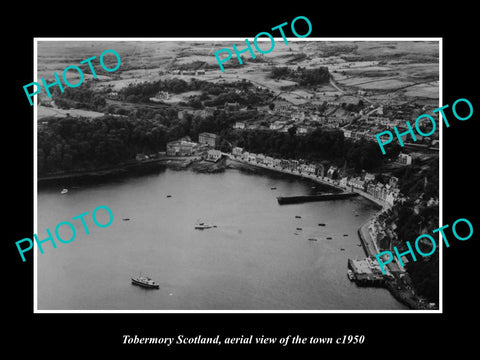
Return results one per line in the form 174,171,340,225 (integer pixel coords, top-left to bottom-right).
131,276,160,289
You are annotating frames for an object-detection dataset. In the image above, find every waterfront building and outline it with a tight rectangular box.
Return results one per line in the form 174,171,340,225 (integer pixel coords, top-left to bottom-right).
232,147,244,157
207,149,222,162
348,177,365,190
299,164,309,173
166,139,199,156
374,183,384,200
280,159,290,169
348,258,385,286
265,156,274,167
273,158,282,168
256,154,266,164
248,153,256,163
367,182,375,196
290,160,299,171
198,132,219,148
340,177,348,188
388,188,400,205
305,164,317,175
327,166,338,179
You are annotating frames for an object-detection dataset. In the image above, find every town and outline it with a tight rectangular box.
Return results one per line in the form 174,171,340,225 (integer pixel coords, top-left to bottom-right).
36,40,440,310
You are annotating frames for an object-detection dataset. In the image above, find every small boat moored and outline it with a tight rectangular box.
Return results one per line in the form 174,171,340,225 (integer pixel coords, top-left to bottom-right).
61,188,68,194
131,276,160,289
195,221,215,229
347,269,355,281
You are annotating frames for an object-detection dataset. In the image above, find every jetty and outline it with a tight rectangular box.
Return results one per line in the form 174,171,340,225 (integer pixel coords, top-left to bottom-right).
277,192,358,205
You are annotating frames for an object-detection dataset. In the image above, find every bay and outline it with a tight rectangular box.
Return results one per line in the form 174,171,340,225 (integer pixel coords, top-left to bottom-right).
37,167,406,310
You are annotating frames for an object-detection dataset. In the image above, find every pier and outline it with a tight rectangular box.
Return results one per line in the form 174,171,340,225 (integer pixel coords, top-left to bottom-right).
277,192,358,205
347,258,386,287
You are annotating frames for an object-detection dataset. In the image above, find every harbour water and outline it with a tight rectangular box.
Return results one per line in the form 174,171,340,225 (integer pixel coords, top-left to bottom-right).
37,167,407,310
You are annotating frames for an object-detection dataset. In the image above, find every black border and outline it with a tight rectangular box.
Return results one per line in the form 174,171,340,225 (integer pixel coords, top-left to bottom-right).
6,5,478,355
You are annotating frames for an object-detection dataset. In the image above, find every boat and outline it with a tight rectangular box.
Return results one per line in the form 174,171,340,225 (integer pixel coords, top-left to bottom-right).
295,215,302,219
195,222,214,230
296,227,302,231
131,276,160,289
347,269,355,281
343,234,348,237
326,237,333,240
60,188,68,194
166,195,172,198
122,218,130,221
270,187,277,190
308,238,318,242
318,223,326,226
340,248,345,251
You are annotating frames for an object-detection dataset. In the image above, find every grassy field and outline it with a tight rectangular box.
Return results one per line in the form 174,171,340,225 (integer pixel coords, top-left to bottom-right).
36,39,439,113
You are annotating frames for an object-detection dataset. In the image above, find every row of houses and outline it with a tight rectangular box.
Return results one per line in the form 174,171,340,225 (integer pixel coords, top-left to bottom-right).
341,174,400,206
230,146,402,206
231,147,327,177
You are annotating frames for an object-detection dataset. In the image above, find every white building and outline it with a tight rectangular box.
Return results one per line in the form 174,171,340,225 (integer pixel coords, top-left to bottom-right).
207,149,222,162
398,153,412,165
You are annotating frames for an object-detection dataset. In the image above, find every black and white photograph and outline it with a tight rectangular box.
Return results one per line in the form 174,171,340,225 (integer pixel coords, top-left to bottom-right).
34,39,440,311
6,7,478,356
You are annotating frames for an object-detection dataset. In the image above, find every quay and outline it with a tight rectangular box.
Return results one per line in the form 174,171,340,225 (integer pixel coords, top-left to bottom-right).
277,192,358,205
347,258,385,287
